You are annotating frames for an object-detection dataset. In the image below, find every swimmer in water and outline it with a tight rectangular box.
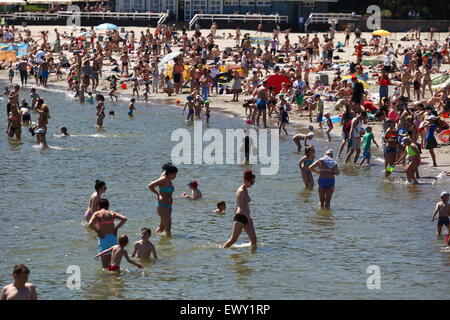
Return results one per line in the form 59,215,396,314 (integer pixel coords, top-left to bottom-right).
60,126,70,136
128,98,136,117
95,234,143,272
298,145,316,189
109,111,115,117
1,265,37,300
148,163,178,236
131,228,158,259
292,132,314,152
182,180,202,199
431,191,450,236
84,180,107,222
224,170,257,249
214,201,226,213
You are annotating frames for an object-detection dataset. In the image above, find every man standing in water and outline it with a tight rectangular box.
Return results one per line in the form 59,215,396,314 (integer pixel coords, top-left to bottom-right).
18,58,28,86
1,265,37,300
345,111,366,164
255,81,268,128
39,58,50,88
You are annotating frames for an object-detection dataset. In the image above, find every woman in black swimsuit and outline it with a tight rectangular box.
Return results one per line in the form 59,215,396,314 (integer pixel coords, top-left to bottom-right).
224,170,257,249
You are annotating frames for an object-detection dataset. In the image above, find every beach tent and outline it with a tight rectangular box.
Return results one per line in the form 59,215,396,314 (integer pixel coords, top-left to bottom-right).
95,23,118,31
264,75,292,94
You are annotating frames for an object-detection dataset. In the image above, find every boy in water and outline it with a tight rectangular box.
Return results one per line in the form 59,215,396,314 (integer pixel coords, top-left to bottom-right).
60,126,70,136
132,78,140,98
128,98,136,117
182,96,195,122
30,88,39,110
292,132,314,152
131,228,158,259
95,234,143,271
86,92,94,104
359,126,378,165
1,264,37,300
432,191,450,236
143,83,149,103
214,201,226,213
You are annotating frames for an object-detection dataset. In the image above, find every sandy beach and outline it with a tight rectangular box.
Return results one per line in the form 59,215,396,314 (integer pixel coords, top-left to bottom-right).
3,25,450,172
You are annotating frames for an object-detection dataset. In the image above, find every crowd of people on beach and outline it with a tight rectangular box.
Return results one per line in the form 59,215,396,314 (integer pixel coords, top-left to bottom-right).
2,20,450,299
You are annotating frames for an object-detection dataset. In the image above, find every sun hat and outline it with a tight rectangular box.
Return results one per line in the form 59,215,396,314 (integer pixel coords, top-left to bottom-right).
441,191,450,198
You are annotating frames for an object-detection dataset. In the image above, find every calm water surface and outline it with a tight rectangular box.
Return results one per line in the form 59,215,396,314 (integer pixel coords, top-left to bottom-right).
1,88,449,299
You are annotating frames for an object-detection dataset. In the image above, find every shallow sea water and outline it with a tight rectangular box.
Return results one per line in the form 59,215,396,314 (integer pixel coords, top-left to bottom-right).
1,88,449,299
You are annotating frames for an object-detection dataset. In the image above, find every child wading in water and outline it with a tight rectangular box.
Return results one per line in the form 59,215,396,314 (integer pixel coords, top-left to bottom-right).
95,234,143,272
128,98,136,117
359,126,379,165
182,96,195,122
182,180,202,199
431,191,450,236
214,201,226,213
278,106,289,135
131,228,158,259
323,112,334,141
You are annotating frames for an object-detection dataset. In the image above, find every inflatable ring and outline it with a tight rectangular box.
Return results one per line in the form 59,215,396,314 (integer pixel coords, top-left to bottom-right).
438,129,450,143
215,72,233,83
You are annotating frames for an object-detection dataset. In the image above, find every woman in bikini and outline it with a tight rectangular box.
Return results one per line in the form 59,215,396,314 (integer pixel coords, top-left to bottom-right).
309,149,339,209
148,163,178,237
88,198,128,268
85,180,107,222
6,104,22,140
224,169,257,249
298,146,316,189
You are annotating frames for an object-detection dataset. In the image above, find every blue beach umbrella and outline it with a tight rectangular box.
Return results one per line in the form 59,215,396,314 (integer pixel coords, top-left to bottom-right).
95,23,118,31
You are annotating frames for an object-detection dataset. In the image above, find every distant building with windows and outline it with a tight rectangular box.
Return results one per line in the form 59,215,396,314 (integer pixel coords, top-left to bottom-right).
114,0,338,24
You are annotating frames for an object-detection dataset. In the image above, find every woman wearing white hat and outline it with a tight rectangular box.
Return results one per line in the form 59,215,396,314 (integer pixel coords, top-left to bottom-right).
309,149,339,209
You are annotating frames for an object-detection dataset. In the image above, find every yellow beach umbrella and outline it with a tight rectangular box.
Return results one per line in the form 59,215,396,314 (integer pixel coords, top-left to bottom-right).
372,29,391,36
